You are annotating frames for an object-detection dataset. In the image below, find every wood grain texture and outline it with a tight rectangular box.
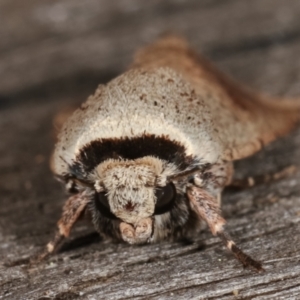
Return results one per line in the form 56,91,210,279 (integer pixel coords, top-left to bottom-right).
1,1,300,299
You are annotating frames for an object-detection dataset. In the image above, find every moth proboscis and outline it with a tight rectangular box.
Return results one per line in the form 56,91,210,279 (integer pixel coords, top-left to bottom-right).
32,35,300,272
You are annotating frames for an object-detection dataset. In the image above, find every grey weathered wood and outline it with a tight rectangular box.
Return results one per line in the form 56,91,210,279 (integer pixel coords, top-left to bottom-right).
1,1,300,299
1,0,300,97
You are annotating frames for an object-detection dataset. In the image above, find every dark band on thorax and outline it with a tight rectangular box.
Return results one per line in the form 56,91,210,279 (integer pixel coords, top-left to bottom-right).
69,134,194,179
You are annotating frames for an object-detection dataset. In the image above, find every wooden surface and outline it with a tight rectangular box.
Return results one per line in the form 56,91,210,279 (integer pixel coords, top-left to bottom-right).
1,1,300,299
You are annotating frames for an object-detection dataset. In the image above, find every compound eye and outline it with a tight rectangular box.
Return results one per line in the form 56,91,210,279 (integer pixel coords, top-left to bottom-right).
154,182,176,214
97,192,110,209
95,192,117,219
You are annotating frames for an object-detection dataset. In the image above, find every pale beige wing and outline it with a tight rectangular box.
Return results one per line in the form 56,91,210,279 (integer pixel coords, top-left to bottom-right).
132,35,300,161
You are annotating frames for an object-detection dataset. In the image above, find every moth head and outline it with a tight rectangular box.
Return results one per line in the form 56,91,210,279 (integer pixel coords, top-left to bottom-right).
93,156,177,225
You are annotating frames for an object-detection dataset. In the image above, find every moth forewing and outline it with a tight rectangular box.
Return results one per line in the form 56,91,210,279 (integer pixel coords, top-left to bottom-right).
34,35,300,271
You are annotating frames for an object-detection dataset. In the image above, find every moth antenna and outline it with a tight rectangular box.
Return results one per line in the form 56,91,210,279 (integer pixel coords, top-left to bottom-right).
168,167,201,181
59,155,71,168
186,184,264,272
73,178,94,189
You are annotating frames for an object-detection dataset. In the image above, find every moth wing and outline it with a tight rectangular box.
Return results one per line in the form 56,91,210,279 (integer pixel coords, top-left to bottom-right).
132,35,300,161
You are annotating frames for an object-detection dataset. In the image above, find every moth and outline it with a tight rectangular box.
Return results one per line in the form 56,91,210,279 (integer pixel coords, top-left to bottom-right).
37,35,300,272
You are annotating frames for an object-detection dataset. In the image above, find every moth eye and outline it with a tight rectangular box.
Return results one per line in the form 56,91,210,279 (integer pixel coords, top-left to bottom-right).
95,192,117,219
154,182,176,214
97,192,110,209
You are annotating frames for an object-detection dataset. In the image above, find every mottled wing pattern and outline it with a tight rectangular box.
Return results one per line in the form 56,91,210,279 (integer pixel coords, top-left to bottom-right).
132,35,300,161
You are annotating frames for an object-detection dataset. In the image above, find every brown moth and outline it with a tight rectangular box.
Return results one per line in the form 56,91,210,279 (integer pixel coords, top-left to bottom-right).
37,35,300,272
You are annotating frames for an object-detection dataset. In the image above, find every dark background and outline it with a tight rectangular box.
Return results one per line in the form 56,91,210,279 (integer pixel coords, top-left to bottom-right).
1,1,300,299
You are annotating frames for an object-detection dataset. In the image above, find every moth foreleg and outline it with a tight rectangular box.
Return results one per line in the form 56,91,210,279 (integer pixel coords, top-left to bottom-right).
186,185,264,272
193,162,233,205
31,192,90,263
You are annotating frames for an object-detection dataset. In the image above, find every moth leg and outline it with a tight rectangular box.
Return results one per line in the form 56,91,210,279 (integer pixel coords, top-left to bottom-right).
193,162,233,206
230,165,297,189
186,184,264,272
31,192,90,263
